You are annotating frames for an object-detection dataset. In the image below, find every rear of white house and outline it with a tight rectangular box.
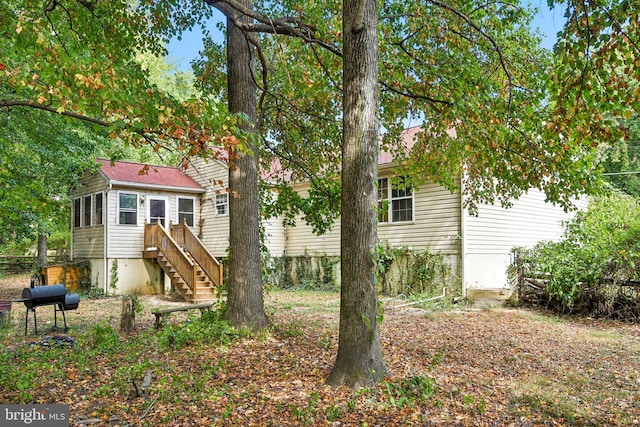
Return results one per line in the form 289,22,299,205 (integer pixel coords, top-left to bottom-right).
71,159,206,295
72,128,585,299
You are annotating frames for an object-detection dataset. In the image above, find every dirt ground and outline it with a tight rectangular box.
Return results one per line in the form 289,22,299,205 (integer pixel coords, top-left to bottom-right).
1,274,640,426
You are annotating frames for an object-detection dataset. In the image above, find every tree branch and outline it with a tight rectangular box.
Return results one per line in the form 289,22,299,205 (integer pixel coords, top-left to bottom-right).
203,0,342,56
1,100,184,158
427,0,514,118
0,100,108,126
380,82,453,110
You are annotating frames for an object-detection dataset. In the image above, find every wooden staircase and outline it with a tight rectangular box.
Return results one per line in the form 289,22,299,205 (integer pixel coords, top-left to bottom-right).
143,222,223,302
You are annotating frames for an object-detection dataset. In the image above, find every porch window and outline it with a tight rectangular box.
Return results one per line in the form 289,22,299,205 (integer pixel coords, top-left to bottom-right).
378,176,413,223
73,197,81,228
178,197,195,227
84,195,92,227
94,192,104,226
118,192,138,225
215,193,228,216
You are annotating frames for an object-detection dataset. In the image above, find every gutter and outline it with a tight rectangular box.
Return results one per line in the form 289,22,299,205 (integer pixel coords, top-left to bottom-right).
108,180,205,194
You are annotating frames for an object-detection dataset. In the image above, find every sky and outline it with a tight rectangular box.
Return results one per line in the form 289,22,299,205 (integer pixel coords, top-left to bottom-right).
167,2,568,70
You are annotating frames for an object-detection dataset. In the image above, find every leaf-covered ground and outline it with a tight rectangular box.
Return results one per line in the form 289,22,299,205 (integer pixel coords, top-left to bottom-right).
1,274,639,426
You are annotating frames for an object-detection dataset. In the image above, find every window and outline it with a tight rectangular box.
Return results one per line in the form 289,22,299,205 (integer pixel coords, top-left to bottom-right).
215,193,228,216
378,176,413,223
148,198,167,227
94,192,103,226
83,195,92,227
73,197,81,228
177,197,195,227
118,192,138,225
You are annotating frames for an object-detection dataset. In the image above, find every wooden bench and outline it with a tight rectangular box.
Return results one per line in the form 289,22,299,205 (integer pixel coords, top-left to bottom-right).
152,303,214,329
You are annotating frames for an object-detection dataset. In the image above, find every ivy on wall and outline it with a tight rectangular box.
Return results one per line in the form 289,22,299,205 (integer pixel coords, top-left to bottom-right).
263,254,339,291
375,244,459,296
262,246,459,296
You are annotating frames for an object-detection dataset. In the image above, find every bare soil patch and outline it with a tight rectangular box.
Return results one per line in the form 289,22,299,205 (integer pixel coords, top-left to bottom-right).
1,274,639,426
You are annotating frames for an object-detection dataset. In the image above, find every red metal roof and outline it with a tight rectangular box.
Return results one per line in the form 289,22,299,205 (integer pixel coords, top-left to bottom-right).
97,158,204,191
379,125,456,166
379,126,421,166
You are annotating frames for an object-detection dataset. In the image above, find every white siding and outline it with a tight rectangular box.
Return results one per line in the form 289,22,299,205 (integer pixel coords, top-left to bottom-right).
285,220,341,256
379,180,461,254
463,189,587,291
283,183,341,256
71,177,109,259
185,158,230,257
284,178,462,257
105,187,202,258
107,188,144,259
264,215,286,256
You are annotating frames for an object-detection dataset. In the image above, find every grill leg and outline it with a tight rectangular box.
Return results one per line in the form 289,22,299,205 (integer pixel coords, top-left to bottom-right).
24,308,38,335
54,304,68,332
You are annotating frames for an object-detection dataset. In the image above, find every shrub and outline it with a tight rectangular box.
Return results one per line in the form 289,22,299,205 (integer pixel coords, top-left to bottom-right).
156,307,246,350
518,193,640,317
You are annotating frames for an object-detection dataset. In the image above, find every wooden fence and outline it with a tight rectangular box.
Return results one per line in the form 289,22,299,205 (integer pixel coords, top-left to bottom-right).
0,256,65,275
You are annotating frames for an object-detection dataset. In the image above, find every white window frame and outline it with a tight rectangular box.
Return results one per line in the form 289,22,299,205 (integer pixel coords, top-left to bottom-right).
215,193,229,216
117,192,139,225
377,176,414,224
147,195,169,227
177,196,196,227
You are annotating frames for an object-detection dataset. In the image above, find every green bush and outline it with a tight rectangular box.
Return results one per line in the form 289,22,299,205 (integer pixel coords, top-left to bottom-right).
519,193,640,315
156,307,245,350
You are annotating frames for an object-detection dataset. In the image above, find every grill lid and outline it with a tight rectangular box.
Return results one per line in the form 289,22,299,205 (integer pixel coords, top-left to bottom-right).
22,284,67,304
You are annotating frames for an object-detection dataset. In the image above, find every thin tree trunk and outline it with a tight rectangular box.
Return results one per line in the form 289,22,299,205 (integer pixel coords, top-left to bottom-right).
37,233,48,268
224,0,268,331
326,0,388,387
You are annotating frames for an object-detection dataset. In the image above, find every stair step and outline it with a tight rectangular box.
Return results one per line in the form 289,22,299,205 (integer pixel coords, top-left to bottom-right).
154,241,221,303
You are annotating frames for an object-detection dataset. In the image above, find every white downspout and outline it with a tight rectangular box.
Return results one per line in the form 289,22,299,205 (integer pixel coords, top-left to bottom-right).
104,184,111,294
460,181,467,298
70,198,74,261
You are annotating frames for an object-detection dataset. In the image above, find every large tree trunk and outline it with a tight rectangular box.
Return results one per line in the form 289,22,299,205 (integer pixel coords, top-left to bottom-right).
224,0,269,331
37,233,48,268
326,0,388,387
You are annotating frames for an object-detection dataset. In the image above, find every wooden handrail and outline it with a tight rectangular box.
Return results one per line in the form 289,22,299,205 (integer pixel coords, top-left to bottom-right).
145,223,198,299
170,221,223,287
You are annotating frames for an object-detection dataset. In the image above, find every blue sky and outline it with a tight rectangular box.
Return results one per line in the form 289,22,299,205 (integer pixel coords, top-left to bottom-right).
167,2,567,70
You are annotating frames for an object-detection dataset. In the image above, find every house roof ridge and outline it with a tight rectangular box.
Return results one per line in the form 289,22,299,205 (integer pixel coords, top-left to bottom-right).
96,157,182,170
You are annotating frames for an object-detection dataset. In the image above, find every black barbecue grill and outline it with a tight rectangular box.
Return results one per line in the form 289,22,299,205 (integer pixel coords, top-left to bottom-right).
21,284,80,335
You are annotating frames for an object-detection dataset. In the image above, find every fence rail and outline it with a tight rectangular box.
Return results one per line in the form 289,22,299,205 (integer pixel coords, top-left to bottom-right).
0,256,65,275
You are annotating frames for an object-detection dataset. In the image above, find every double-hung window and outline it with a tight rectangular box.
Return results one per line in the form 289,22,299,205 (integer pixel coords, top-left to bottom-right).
94,193,104,226
177,197,195,227
83,195,92,227
215,193,229,216
118,192,138,225
378,176,413,223
73,198,81,228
